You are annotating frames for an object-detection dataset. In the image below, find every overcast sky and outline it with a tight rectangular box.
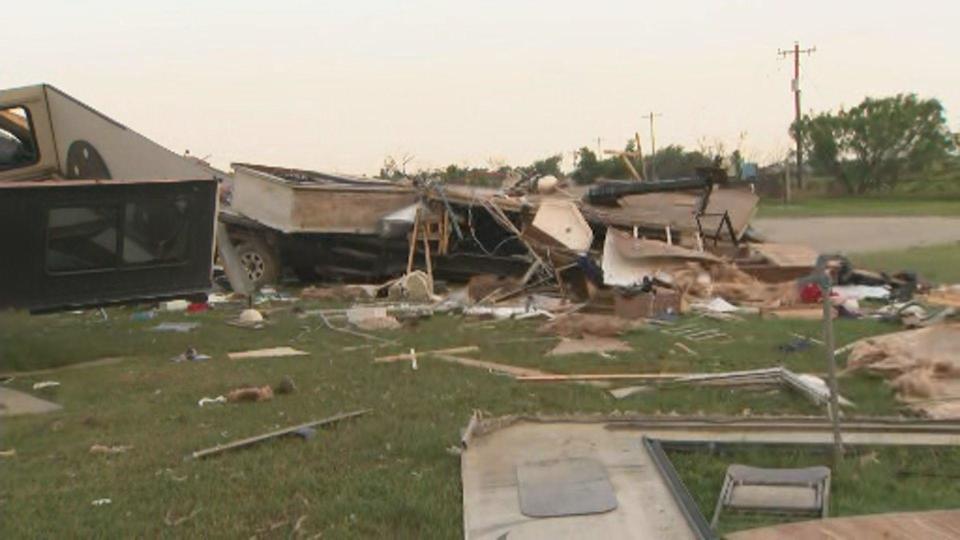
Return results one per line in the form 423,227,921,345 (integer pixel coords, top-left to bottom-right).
7,1,959,175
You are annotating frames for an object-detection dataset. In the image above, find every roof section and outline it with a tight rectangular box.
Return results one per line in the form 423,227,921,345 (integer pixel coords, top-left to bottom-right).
232,163,397,187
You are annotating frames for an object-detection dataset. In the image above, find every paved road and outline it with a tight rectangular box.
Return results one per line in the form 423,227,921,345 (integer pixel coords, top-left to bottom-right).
752,217,960,254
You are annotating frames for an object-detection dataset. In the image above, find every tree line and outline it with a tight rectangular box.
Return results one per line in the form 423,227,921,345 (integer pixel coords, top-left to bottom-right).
382,93,958,194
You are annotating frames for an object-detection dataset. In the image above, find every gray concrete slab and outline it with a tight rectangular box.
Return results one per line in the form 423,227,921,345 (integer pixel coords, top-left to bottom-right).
0,387,62,416
462,422,696,540
517,458,618,518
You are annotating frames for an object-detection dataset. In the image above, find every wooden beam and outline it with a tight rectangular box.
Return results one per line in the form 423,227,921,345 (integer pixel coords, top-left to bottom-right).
406,208,420,275
374,346,480,363
421,225,433,282
433,354,551,378
621,155,642,181
517,373,686,382
634,132,646,181
187,409,371,460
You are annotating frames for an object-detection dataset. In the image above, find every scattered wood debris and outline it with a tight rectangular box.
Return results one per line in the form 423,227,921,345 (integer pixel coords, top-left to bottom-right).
547,337,632,356
226,385,274,403
89,444,132,455
227,347,308,360
375,346,479,363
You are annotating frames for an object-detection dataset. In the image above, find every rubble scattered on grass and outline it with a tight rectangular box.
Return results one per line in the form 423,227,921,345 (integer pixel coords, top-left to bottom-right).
845,324,960,418
171,348,211,363
226,385,274,403
227,347,308,360
89,444,132,455
198,396,227,407
151,322,200,333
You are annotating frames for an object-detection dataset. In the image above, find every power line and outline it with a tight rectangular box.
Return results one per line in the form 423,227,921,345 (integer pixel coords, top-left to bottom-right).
778,42,816,190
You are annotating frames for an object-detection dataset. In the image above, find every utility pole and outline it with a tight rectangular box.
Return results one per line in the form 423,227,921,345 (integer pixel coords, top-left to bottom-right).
641,112,662,179
596,137,602,157
778,42,815,190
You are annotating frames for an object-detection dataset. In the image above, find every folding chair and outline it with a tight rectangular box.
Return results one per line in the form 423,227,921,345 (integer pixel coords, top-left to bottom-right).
710,464,831,530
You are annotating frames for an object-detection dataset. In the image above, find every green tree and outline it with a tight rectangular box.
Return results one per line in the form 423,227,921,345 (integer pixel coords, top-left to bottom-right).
798,94,956,194
520,154,563,178
649,145,712,179
573,141,634,184
573,147,601,184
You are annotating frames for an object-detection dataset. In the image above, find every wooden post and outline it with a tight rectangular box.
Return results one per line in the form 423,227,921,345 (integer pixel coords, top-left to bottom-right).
406,208,420,274
822,282,844,465
784,160,793,205
421,227,433,282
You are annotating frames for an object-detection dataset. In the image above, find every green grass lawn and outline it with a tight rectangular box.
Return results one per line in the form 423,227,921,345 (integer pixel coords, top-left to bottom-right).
757,196,960,218
853,242,960,284
0,298,948,537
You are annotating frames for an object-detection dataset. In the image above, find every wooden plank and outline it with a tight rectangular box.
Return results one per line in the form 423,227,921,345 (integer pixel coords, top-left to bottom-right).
406,208,420,275
421,226,433,282
634,132,646,181
432,355,551,378
518,373,686,382
750,242,819,267
726,509,960,540
621,155,642,181
375,346,480,363
188,409,371,460
762,306,835,320
227,347,309,360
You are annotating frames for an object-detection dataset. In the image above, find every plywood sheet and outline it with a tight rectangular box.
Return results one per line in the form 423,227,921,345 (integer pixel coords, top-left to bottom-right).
726,509,960,540
547,337,632,356
750,242,819,267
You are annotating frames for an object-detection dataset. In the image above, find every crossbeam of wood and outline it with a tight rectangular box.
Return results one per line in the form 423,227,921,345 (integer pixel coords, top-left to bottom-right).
375,346,480,363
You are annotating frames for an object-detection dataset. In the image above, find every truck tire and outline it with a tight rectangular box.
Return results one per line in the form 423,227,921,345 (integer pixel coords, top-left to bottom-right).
236,237,280,288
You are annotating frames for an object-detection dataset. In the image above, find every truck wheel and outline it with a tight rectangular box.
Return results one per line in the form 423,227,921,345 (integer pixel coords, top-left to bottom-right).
236,238,279,287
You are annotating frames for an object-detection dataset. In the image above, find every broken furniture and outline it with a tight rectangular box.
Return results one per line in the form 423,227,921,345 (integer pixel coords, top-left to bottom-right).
709,464,831,530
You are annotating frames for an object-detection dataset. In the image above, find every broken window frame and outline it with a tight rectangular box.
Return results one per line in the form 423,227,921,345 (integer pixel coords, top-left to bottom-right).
43,195,194,276
0,105,41,171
